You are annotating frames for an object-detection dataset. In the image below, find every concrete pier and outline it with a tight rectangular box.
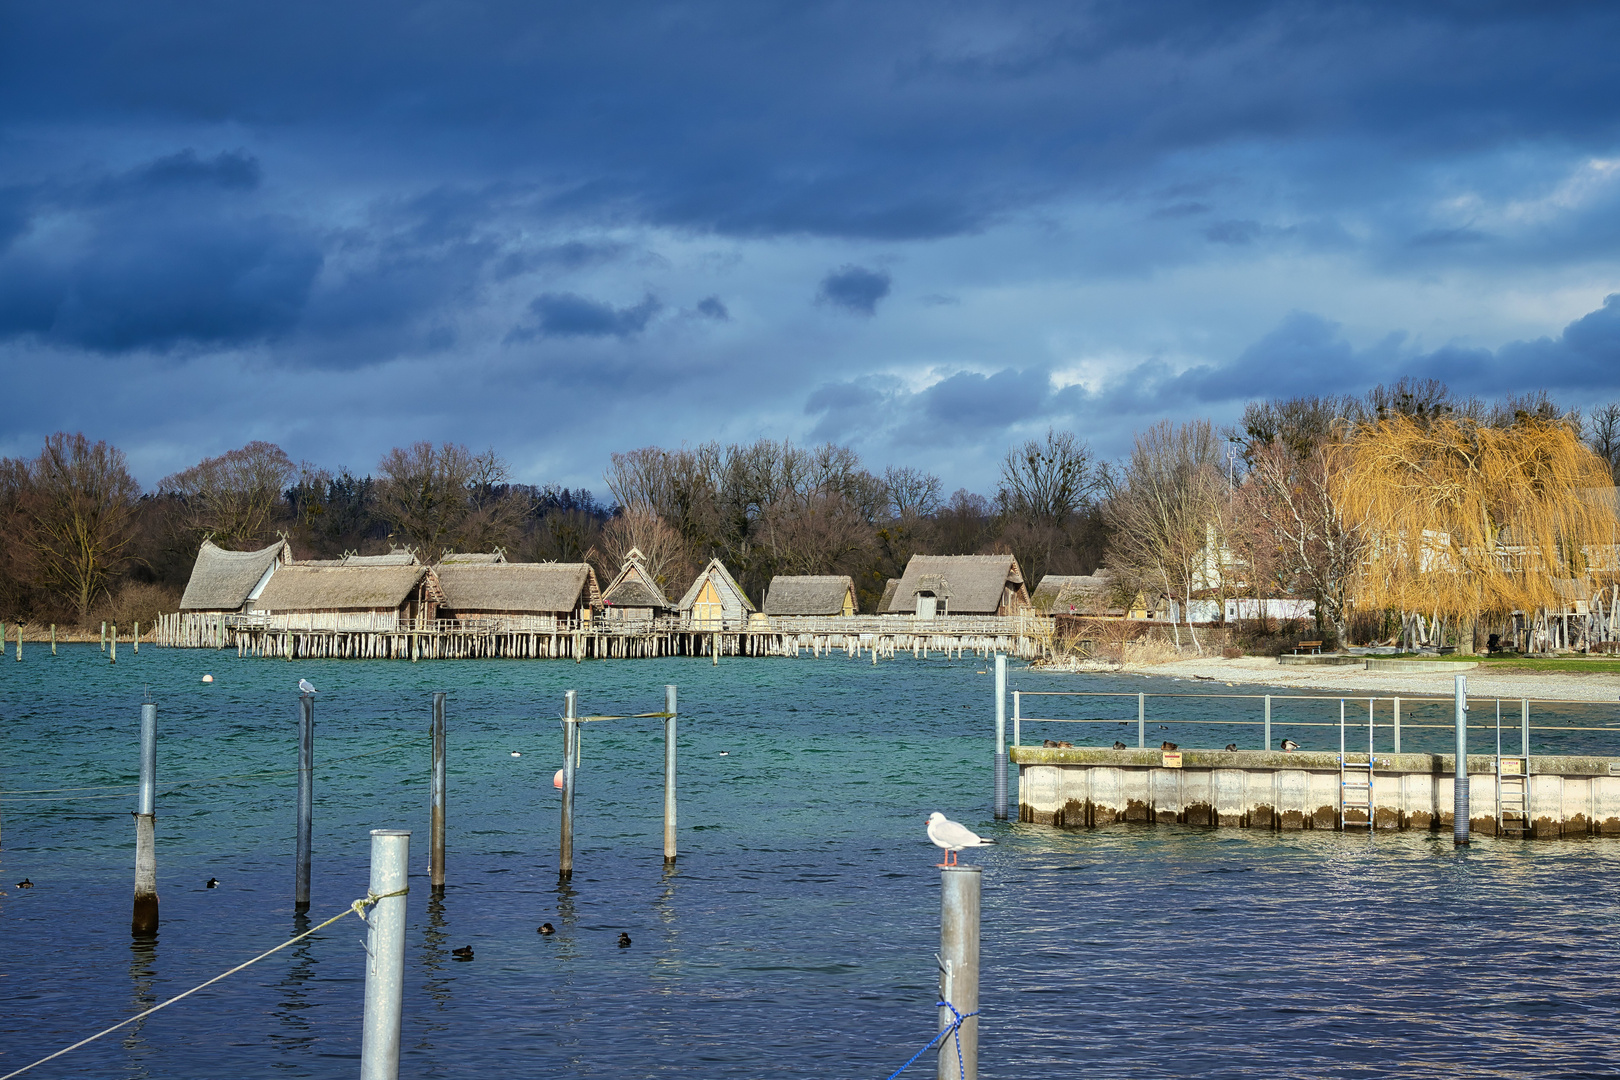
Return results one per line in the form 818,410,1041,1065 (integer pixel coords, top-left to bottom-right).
1011,746,1620,838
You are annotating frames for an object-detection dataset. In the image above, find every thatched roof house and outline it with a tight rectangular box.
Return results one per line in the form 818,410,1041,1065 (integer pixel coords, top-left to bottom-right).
678,559,754,629
440,551,508,565
298,547,420,568
763,575,857,617
253,564,444,629
1031,572,1120,617
883,554,1029,616
879,578,900,613
180,538,293,612
436,563,599,622
600,548,673,621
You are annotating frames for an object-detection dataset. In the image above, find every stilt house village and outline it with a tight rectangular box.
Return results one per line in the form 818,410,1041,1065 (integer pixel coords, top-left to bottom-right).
10,380,1620,663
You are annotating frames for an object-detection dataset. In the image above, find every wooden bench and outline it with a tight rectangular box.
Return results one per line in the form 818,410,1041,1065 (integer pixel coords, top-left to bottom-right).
1290,640,1323,655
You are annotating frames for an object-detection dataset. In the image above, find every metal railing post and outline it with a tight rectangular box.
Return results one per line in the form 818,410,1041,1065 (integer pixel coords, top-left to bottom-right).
430,692,447,891
132,702,159,934
1138,693,1146,749
1393,696,1401,753
1012,690,1020,749
993,655,1007,820
359,829,410,1080
1263,695,1271,751
664,684,678,863
1454,674,1470,846
561,689,577,879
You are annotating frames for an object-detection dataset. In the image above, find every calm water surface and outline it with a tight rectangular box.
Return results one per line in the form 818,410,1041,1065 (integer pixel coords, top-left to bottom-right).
3,646,1620,1078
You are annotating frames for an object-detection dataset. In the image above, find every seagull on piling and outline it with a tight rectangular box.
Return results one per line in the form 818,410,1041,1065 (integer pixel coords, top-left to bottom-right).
926,812,995,867
298,679,318,695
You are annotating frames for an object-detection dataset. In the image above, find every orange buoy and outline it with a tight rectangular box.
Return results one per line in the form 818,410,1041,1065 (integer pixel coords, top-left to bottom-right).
553,769,565,789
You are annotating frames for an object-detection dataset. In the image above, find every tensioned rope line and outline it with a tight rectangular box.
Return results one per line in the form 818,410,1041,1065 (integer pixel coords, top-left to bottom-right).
884,1001,978,1080
0,886,407,1080
0,745,406,802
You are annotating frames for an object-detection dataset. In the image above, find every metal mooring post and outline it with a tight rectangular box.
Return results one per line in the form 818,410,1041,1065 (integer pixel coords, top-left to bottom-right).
132,702,159,934
359,829,410,1080
560,689,577,880
296,693,315,911
992,655,1007,820
664,684,678,863
938,865,981,1080
430,692,447,891
1454,674,1470,846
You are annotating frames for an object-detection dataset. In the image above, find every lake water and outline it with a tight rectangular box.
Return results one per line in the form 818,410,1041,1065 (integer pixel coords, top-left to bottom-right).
3,645,1620,1078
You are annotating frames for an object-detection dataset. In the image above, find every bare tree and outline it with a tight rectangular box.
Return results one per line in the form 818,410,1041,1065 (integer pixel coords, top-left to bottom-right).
596,503,691,591
1588,401,1620,483
1104,420,1225,653
883,465,943,520
997,428,1100,527
23,433,141,620
158,441,296,548
376,443,526,561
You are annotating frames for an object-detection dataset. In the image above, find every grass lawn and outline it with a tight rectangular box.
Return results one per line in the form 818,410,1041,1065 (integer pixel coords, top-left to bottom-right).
1384,652,1620,674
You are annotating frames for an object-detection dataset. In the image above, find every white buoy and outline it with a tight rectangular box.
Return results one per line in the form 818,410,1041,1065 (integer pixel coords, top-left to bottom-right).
510,751,522,758
201,674,214,684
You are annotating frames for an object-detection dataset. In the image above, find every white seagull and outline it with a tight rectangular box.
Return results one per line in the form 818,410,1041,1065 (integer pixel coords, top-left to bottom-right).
298,679,318,695
926,812,995,867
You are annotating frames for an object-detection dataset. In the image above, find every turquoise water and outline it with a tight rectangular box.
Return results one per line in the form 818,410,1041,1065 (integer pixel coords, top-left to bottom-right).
3,646,1620,1078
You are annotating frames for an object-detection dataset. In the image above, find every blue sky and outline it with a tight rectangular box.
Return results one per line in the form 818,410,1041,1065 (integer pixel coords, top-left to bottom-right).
3,1,1620,494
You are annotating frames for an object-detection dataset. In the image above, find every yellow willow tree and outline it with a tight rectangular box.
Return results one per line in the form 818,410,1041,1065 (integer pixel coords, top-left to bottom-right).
1333,414,1617,652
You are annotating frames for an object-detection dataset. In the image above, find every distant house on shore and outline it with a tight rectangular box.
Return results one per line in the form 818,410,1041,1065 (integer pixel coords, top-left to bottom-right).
252,564,444,630
883,554,1029,617
763,575,857,617
1032,572,1121,617
179,538,293,614
436,562,599,627
678,559,754,629
600,548,673,623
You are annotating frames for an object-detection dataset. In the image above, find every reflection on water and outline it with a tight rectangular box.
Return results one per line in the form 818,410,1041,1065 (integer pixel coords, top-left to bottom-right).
4,647,1620,1078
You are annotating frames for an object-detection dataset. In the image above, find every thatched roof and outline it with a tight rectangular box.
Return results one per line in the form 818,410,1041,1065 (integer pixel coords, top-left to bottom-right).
601,548,673,610
255,565,431,612
180,538,291,611
763,575,856,616
677,559,755,612
438,563,598,614
440,551,508,565
297,548,419,568
1032,571,1116,615
879,578,900,612
884,554,1027,615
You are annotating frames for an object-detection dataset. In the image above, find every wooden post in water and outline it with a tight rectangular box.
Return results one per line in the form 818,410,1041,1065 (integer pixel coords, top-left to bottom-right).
14,622,20,662
663,684,677,863
132,702,159,934
133,620,139,654
110,624,117,664
50,623,56,656
360,829,410,1080
296,693,315,910
560,689,577,880
101,621,107,652
1454,674,1470,846
938,865,981,1080
430,692,446,891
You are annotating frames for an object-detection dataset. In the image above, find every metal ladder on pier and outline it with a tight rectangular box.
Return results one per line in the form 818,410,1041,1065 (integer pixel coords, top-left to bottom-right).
1496,700,1531,838
1339,699,1374,830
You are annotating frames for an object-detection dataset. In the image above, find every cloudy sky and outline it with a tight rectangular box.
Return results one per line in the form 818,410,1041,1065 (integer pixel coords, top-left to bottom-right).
3,1,1620,494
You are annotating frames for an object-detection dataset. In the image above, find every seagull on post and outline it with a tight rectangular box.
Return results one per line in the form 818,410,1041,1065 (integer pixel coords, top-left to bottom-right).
298,679,318,695
926,812,995,868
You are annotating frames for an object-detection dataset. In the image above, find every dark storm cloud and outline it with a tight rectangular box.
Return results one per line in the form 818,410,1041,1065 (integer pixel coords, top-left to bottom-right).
512,293,662,340
694,296,730,321
817,266,891,315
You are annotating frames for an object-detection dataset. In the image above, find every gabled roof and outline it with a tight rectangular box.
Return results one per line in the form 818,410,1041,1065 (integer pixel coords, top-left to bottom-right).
879,578,900,613
763,575,856,616
180,538,292,611
601,548,672,609
297,547,419,568
884,554,1026,615
677,559,756,612
440,551,508,565
1032,571,1115,614
437,563,598,613
255,565,431,612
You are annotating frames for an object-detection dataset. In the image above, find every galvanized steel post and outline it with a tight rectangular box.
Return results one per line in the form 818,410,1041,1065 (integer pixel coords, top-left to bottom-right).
663,684,677,863
1263,695,1271,751
1011,690,1020,749
430,692,447,891
296,693,314,911
1393,696,1401,753
132,702,159,934
1138,693,1146,749
560,689,577,880
938,865,981,1080
359,829,410,1080
1454,674,1470,846
993,655,1007,820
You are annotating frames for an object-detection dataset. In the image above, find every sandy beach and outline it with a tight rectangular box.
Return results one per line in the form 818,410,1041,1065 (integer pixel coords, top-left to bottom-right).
1038,653,1620,703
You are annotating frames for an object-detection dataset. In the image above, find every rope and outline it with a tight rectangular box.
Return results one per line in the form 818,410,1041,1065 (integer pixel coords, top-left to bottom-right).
573,711,674,722
884,1001,978,1080
0,886,407,1080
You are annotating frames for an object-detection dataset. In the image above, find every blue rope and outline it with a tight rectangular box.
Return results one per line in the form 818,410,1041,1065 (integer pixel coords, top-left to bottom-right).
885,1001,979,1080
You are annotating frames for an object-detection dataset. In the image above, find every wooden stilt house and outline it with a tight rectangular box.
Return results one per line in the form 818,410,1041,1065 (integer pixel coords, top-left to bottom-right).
600,548,673,625
179,538,293,614
678,559,755,630
436,562,600,631
763,575,858,617
883,554,1030,617
251,564,445,631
